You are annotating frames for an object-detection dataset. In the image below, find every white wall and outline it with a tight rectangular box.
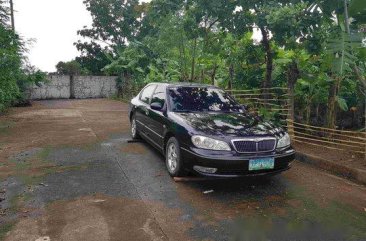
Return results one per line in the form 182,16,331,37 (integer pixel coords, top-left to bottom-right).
26,75,118,100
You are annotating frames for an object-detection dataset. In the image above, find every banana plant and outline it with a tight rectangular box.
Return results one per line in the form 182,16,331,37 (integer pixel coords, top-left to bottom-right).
348,0,366,24
316,0,366,128
325,24,363,76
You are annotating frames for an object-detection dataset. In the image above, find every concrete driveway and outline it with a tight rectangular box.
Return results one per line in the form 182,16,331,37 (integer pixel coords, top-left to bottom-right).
1,99,366,241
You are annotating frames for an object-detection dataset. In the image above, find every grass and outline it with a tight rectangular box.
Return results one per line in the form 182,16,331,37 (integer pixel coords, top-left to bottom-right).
37,147,52,163
6,146,90,186
109,94,132,103
8,194,24,214
0,222,15,241
0,120,15,135
255,188,366,240
0,146,93,240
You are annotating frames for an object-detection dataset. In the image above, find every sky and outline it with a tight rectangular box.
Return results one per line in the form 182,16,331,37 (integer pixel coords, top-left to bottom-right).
14,0,92,72
13,0,261,73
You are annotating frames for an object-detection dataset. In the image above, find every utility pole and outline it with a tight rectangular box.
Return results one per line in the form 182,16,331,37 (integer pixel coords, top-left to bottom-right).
9,0,15,31
344,0,350,35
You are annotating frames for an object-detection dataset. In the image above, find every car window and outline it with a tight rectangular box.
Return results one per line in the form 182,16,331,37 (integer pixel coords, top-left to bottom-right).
151,85,166,106
140,85,156,104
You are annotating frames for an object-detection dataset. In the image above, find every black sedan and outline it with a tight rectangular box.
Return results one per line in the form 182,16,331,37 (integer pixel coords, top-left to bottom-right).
129,83,295,177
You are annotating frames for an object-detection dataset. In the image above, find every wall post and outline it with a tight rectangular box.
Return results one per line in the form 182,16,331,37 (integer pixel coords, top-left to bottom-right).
70,75,75,99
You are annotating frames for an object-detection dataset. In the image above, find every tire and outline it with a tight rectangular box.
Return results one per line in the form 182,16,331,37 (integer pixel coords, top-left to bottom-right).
165,137,186,177
130,114,140,139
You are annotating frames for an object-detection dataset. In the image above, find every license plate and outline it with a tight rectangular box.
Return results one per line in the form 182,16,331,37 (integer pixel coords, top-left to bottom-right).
249,158,275,171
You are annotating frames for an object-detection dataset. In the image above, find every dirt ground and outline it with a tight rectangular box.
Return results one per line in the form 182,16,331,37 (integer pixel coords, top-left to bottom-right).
294,142,366,171
1,99,366,241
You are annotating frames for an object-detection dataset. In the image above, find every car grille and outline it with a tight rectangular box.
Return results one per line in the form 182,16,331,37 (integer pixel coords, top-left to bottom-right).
232,138,276,153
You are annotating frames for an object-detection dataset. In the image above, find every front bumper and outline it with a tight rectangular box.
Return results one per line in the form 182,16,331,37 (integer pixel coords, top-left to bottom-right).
180,146,295,178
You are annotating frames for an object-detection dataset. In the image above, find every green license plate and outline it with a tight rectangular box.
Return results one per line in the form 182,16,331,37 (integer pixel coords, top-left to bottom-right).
249,158,275,171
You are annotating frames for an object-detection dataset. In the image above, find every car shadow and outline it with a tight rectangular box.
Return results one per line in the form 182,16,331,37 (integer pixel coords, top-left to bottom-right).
132,137,289,201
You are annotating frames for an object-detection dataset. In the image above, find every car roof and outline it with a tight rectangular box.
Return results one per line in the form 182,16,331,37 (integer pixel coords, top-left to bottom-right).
148,82,217,88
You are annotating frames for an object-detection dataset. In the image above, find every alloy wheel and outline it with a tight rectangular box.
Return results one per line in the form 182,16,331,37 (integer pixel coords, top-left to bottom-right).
131,118,137,138
167,142,178,172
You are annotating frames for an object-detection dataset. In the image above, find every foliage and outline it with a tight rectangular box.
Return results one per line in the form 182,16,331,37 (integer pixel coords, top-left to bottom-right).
349,0,366,24
0,24,21,111
74,0,146,75
325,25,363,76
0,2,47,112
77,0,366,128
0,0,9,25
55,60,90,75
74,41,112,75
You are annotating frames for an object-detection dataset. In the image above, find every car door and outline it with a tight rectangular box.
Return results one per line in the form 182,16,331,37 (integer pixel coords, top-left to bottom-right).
135,84,156,136
148,85,168,148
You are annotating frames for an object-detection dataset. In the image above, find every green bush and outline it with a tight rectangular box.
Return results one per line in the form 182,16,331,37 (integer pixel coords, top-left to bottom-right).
0,23,47,112
0,24,21,112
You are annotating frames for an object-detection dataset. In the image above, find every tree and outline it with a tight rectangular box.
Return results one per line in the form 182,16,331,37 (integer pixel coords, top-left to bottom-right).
55,60,89,76
76,0,365,131
0,1,47,111
0,23,21,111
233,0,322,100
0,0,9,26
265,1,323,124
312,0,366,128
77,0,143,46
75,0,148,75
74,42,111,75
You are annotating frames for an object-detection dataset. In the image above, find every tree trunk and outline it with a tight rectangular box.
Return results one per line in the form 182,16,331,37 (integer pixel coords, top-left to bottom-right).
286,62,299,139
211,63,218,86
180,31,188,82
190,37,197,82
305,103,311,125
326,77,341,129
228,63,234,91
260,26,273,100
344,0,351,35
178,38,185,82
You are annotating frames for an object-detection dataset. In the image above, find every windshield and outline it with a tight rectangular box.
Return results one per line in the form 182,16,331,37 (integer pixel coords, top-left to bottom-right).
168,87,242,113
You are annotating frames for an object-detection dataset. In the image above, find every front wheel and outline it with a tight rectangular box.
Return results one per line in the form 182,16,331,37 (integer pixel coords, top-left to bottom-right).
165,137,186,177
130,115,140,139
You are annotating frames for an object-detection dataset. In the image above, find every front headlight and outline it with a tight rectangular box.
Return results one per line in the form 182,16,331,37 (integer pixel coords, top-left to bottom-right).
277,133,291,149
191,135,231,151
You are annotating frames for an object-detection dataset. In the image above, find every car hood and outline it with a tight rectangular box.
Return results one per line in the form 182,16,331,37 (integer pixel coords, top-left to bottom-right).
174,112,282,137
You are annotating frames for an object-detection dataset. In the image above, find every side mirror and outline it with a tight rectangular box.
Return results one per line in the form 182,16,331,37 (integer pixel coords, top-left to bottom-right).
150,102,163,111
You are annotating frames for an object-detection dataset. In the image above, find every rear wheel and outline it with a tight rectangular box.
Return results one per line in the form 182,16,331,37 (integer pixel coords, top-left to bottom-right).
165,137,186,177
131,115,140,139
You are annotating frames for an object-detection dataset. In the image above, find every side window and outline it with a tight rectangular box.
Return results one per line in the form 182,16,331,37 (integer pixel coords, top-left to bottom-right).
151,85,166,106
140,85,156,104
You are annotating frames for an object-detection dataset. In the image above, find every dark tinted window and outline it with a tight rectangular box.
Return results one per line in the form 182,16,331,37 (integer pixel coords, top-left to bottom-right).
151,85,166,106
140,85,156,104
168,87,242,113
